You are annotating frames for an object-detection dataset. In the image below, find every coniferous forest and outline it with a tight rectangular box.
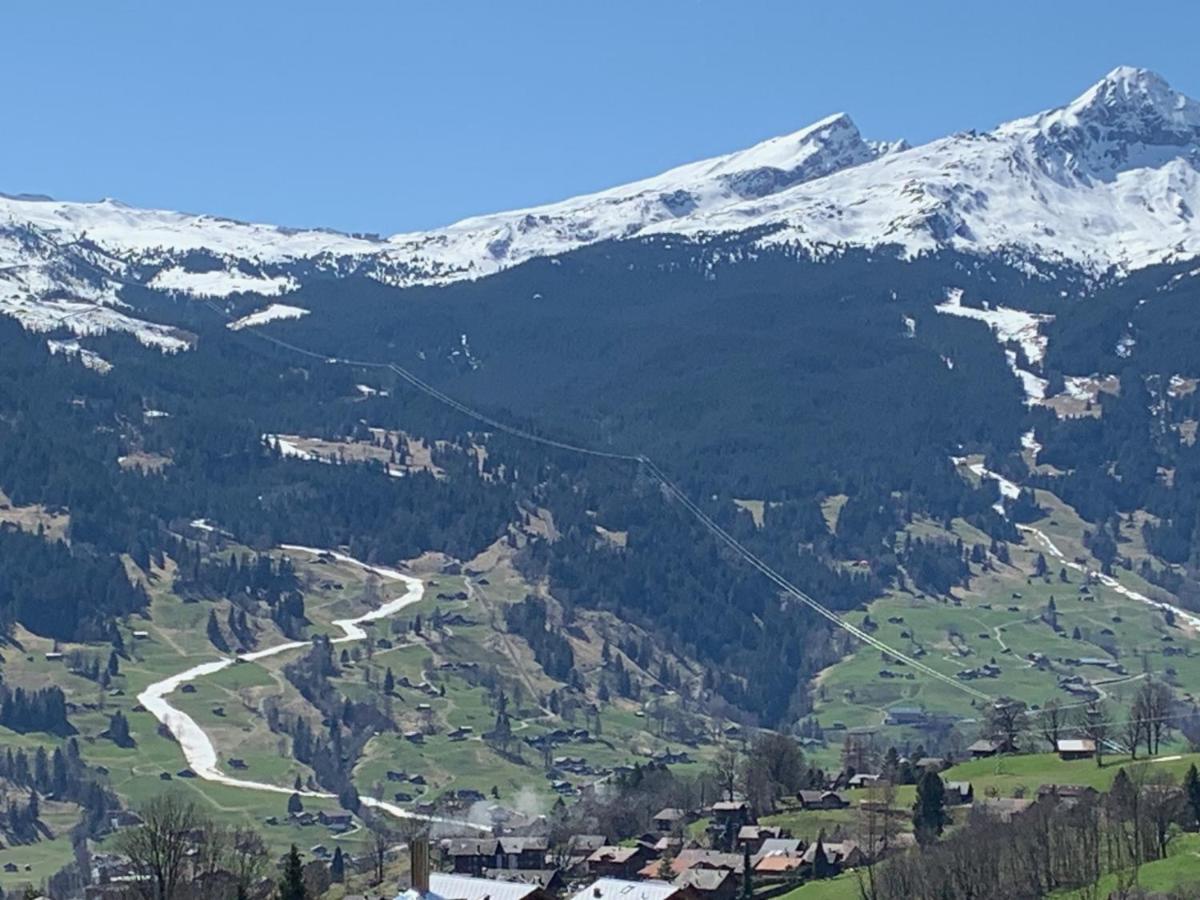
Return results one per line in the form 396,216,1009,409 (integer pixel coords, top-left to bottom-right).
3,241,1200,725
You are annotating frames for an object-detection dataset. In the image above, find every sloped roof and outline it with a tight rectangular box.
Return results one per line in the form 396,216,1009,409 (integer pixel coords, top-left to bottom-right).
398,873,541,900
588,847,642,865
755,839,803,858
1055,739,1096,753
755,855,803,873
568,879,679,900
675,869,732,892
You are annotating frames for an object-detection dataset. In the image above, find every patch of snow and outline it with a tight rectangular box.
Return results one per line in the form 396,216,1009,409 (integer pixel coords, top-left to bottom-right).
452,332,482,370
1020,524,1200,630
47,338,112,374
227,303,310,331
954,457,1022,515
935,288,1051,404
150,267,298,298
1021,429,1042,462
969,461,1022,500
1064,376,1097,401
1006,350,1049,404
935,288,1051,364
1168,375,1198,397
265,433,318,461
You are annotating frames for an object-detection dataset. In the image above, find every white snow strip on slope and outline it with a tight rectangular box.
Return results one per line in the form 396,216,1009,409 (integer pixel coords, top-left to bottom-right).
935,288,1051,363
970,461,1021,515
1021,429,1042,462
227,303,310,330
1006,350,1050,404
265,433,319,461
1020,525,1200,630
935,288,1051,405
137,544,486,831
150,267,298,298
47,338,113,374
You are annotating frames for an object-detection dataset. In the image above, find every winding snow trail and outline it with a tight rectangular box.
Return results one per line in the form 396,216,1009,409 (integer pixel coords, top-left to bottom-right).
137,544,486,832
1018,525,1200,630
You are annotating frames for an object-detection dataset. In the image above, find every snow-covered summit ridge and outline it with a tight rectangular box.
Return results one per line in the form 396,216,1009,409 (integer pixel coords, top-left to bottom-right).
385,111,904,279
656,66,1200,272
4,65,1200,349
0,109,898,321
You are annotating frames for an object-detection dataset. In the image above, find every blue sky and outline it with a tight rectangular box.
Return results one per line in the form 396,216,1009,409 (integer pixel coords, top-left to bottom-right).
6,1,1199,234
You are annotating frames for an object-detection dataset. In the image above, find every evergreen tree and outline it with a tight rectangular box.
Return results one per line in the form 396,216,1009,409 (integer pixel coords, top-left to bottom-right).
330,846,345,883
277,845,308,900
912,770,949,845
1186,764,1200,830
207,610,228,652
287,792,304,815
107,710,134,748
383,667,395,694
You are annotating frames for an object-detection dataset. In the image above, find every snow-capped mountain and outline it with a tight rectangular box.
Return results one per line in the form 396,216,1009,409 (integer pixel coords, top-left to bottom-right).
381,112,906,282
0,111,897,299
4,65,1200,351
667,66,1200,272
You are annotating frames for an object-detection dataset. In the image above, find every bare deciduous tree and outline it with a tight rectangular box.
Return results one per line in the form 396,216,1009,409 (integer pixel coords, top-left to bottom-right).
113,793,206,900
1040,698,1065,752
1081,701,1109,768
709,743,739,802
985,697,1028,752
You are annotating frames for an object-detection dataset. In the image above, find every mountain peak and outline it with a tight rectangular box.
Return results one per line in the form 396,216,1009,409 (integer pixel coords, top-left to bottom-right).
1066,65,1198,127
993,66,1200,181
1096,64,1170,91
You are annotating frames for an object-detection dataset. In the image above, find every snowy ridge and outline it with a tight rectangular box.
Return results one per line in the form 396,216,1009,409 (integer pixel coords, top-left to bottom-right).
381,112,904,282
663,67,1200,273
5,66,1200,350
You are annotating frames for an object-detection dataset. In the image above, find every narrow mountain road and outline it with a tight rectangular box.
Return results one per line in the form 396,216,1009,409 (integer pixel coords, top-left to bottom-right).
137,544,487,833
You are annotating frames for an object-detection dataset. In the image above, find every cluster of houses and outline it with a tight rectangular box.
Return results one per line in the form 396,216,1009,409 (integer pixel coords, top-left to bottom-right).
401,736,1109,900
956,662,1002,681
428,797,873,900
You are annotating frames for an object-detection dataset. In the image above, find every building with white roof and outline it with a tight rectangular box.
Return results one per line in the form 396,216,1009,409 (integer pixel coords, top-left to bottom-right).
568,878,681,900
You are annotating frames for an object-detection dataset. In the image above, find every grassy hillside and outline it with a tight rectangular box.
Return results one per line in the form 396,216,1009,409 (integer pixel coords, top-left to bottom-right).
940,751,1200,797
1046,833,1200,898
806,488,1194,771
0,531,720,889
